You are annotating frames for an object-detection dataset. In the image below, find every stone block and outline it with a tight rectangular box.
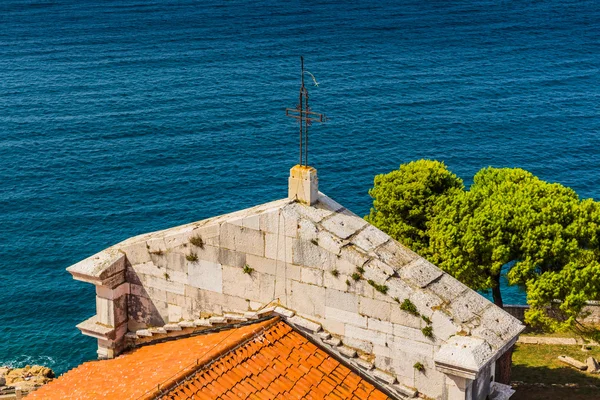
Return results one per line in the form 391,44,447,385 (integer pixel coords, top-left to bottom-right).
355,358,374,370
209,316,227,324
325,288,358,313
136,329,152,337
288,165,318,205
130,283,148,298
373,369,397,384
368,318,394,334
363,259,395,283
324,337,342,347
289,280,326,317
430,311,459,342
476,304,523,342
219,248,246,268
393,383,418,399
187,260,223,293
276,262,301,281
399,258,443,288
166,291,186,307
315,193,344,212
258,273,277,304
558,355,587,370
286,202,332,223
220,222,265,256
246,254,277,275
259,209,298,237
321,319,346,337
96,297,115,326
265,233,293,263
120,241,151,265
223,313,247,322
390,307,422,329
288,315,321,333
242,215,260,230
193,245,220,264
301,267,324,286
409,290,443,318
339,246,369,270
373,344,392,359
319,331,332,340
146,237,167,254
390,336,434,359
128,295,166,327
325,307,367,328
343,337,373,354
194,318,211,327
352,225,390,253
298,219,318,242
168,304,182,323
359,297,392,321
292,239,334,269
335,257,357,276
146,275,185,295
323,270,351,292
338,346,357,358
351,279,375,299
346,324,388,347
426,273,469,303
316,230,345,255
374,240,419,270
222,265,260,300
448,290,489,323
96,282,130,300
393,324,428,343
164,323,182,331
321,211,368,240
586,357,599,373
132,261,162,279
274,307,295,318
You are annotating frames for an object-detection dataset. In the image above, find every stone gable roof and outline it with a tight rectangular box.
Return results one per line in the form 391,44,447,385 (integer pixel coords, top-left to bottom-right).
67,192,524,399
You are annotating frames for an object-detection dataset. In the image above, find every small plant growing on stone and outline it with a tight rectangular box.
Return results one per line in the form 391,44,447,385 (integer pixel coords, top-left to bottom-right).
186,252,199,262
422,325,433,338
351,272,362,281
243,264,254,274
367,280,389,294
356,266,365,275
422,315,432,325
189,235,204,249
400,299,420,316
346,279,351,286
413,362,425,372
164,272,170,280
394,297,400,303
330,269,340,277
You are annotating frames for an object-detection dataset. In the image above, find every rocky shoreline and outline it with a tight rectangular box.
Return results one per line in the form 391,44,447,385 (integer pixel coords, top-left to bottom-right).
0,365,54,398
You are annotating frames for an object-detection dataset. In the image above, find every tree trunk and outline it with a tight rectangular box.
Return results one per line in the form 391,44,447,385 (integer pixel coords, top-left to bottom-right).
492,273,503,308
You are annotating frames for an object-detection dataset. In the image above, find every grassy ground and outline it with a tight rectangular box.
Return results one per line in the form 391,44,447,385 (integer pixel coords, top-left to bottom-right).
511,343,600,400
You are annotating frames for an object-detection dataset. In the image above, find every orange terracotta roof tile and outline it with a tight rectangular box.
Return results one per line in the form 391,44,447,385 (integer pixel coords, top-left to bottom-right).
29,318,391,400
26,319,275,400
161,320,390,400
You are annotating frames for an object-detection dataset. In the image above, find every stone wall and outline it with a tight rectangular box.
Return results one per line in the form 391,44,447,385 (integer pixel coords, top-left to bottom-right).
68,187,524,400
504,302,600,325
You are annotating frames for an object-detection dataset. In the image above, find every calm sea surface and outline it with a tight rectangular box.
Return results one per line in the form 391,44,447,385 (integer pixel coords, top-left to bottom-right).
1,0,598,374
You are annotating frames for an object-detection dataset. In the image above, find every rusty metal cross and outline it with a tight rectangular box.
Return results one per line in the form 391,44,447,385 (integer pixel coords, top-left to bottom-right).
285,56,326,166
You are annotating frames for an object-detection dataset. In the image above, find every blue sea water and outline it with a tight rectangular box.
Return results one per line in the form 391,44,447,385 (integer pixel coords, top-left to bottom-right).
1,0,598,374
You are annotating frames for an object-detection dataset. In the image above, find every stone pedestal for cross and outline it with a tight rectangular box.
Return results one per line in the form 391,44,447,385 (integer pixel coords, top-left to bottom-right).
288,164,318,205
